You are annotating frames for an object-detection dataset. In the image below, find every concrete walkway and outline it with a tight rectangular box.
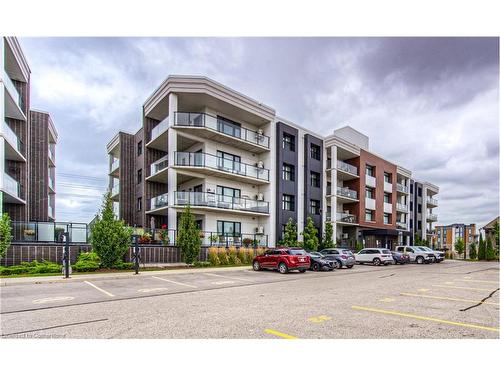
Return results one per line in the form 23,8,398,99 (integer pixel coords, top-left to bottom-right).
0,265,252,286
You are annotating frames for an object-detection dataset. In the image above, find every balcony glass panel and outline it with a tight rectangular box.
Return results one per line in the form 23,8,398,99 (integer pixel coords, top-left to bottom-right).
3,173,20,197
111,183,119,196
2,121,21,152
150,193,168,210
150,116,169,141
3,70,21,106
336,212,358,223
336,186,358,199
150,155,168,175
175,191,269,214
110,158,119,172
337,160,358,175
397,183,408,193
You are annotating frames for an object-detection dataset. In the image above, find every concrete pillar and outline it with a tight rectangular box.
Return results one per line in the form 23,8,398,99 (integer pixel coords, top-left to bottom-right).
167,93,178,243
331,145,338,244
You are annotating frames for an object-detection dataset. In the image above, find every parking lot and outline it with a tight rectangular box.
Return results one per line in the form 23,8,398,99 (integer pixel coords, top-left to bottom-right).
1,260,498,338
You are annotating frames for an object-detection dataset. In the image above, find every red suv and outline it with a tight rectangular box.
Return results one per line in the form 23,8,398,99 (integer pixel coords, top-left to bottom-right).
252,248,310,274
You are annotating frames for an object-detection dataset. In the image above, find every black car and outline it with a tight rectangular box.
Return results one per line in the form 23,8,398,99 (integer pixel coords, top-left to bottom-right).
391,251,410,264
308,252,335,271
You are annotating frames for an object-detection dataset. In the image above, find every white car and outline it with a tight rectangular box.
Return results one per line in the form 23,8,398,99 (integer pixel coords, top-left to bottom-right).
355,248,394,266
395,246,434,264
419,246,445,263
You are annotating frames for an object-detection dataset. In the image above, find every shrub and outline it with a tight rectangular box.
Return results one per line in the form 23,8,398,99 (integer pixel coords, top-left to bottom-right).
242,238,253,247
73,260,100,272
256,247,265,256
281,218,298,247
246,247,256,263
0,213,12,260
321,221,335,249
218,247,229,265
193,261,211,268
113,261,134,270
177,206,202,265
0,260,61,275
469,243,477,260
237,248,247,264
208,247,220,266
302,217,319,251
228,246,238,264
77,252,101,263
486,238,496,261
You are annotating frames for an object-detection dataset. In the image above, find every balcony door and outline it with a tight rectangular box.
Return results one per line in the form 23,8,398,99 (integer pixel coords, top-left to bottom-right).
217,116,241,139
217,150,241,173
217,185,241,209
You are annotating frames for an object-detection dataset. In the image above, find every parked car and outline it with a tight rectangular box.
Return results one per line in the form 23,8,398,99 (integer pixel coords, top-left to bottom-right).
391,251,410,264
308,252,335,271
355,248,394,266
418,246,445,263
253,248,310,274
320,248,355,269
395,246,434,264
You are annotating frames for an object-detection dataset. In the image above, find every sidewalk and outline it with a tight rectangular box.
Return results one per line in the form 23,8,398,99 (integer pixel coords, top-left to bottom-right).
0,265,252,286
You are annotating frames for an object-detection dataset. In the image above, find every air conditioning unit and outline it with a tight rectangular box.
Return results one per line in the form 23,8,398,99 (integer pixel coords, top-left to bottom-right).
255,226,264,234
257,128,264,135
342,233,349,239
257,161,264,169
256,193,264,201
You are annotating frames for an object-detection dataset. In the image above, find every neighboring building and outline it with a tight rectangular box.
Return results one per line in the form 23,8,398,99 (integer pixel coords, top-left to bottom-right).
410,180,439,245
435,223,478,257
482,216,499,251
0,37,57,222
107,75,439,249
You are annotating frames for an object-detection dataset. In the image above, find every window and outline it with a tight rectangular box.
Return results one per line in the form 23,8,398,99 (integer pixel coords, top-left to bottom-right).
217,116,241,138
410,184,414,194
217,150,241,171
217,220,241,236
282,132,295,152
310,171,320,187
365,209,374,222
410,219,413,229
137,197,142,211
282,163,295,181
137,141,142,156
418,220,422,230
384,193,391,203
366,165,375,177
216,185,241,198
417,187,422,197
137,169,142,184
384,213,391,224
365,187,374,199
384,172,392,183
282,194,295,211
310,199,320,215
417,204,422,213
310,144,321,160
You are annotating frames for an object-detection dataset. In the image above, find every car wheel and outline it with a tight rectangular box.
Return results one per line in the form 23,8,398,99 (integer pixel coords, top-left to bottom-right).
253,261,261,271
333,260,340,269
299,269,306,273
373,258,381,266
312,263,320,271
278,262,288,274
346,265,354,269
416,256,424,264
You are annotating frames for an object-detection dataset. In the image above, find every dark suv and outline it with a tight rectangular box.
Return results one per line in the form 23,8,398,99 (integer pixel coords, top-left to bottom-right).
253,249,310,274
320,248,356,269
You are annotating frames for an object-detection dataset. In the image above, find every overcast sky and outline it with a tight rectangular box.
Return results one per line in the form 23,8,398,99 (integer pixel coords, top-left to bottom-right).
19,37,499,227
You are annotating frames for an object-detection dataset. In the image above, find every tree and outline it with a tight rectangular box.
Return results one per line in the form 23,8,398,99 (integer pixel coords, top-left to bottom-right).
0,213,12,260
469,242,477,260
281,218,298,247
478,233,486,260
321,221,335,249
492,221,500,252
90,193,132,268
302,217,319,251
454,238,465,259
355,241,363,252
485,237,496,261
177,205,202,264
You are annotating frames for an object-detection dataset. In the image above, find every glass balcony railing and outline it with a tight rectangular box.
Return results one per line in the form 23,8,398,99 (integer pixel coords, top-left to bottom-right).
397,221,407,229
48,146,55,162
111,183,119,196
150,116,169,141
48,176,55,190
3,172,21,198
150,193,168,210
150,155,168,176
427,213,437,221
2,120,22,153
427,197,438,206
110,158,119,172
326,212,332,221
336,212,358,223
175,191,269,214
336,186,358,200
175,151,269,182
174,112,270,148
337,160,358,175
396,203,408,211
397,183,408,193
3,70,21,107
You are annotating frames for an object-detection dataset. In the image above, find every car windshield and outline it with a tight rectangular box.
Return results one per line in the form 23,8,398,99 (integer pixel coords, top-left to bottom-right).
287,249,306,255
382,250,391,254
418,247,431,252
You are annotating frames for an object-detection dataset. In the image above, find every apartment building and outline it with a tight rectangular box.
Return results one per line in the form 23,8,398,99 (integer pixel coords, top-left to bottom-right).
435,223,478,257
107,75,438,249
409,180,439,244
0,37,57,222
482,216,499,250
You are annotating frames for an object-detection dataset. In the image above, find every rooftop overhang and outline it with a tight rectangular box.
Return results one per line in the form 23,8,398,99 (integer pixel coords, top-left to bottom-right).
397,165,411,178
423,182,439,194
106,132,121,155
143,75,276,125
325,135,361,159
4,37,30,83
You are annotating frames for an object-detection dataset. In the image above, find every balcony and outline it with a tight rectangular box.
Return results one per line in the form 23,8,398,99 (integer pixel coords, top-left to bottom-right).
110,183,119,200
365,174,376,188
427,213,437,222
174,151,270,184
109,158,119,177
48,145,56,166
113,202,120,218
2,120,25,161
48,176,55,193
2,172,24,203
365,197,376,210
149,192,168,213
336,186,358,203
396,202,408,212
147,155,168,182
3,70,25,120
174,191,269,216
384,202,393,213
174,112,270,152
397,221,407,230
384,181,393,193
397,183,409,194
426,197,438,207
336,212,358,225
147,116,169,151
336,160,359,180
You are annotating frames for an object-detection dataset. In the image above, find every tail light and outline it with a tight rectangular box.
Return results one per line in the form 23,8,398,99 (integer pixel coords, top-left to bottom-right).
341,255,347,259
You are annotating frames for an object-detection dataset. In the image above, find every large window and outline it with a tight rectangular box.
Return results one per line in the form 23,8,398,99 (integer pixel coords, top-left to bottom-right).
417,204,422,213
282,163,295,181
365,187,374,199
217,220,241,236
282,194,295,211
365,209,374,222
137,197,142,211
137,169,142,184
217,150,241,171
384,213,391,224
417,187,422,197
366,164,375,177
384,192,391,203
217,115,241,138
137,141,142,156
216,185,241,198
310,199,320,215
384,172,392,183
310,144,321,160
283,133,295,152
310,171,320,188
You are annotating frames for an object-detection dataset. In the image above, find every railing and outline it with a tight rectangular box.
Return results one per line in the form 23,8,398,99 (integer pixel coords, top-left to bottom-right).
336,186,358,200
111,183,119,196
327,185,332,195
150,155,168,176
48,205,55,218
3,70,21,107
174,112,270,148
150,116,169,141
175,191,269,214
337,212,358,223
396,202,408,211
10,221,89,243
48,145,55,162
427,213,437,221
48,176,55,190
113,202,120,218
427,197,438,206
150,193,168,210
175,151,270,182
397,183,408,193
397,221,407,229
3,173,20,198
365,174,376,187
110,158,119,172
337,160,358,176
2,120,22,153
326,212,332,221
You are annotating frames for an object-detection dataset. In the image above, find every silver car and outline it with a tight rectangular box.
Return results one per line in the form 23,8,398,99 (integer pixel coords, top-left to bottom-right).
419,246,445,262
320,248,356,268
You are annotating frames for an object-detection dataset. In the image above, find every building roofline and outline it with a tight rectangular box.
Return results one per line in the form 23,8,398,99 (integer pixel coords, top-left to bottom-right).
30,109,58,140
5,37,31,81
275,116,325,140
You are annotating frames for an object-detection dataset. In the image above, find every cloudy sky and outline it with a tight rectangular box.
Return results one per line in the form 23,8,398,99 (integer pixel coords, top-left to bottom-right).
19,37,499,227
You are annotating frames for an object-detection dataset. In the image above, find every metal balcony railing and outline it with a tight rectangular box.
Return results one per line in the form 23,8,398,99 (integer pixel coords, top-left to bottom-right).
427,197,438,206
150,155,168,176
336,186,358,200
396,202,408,211
175,191,269,214
397,183,408,193
150,193,168,210
337,160,358,175
336,212,358,223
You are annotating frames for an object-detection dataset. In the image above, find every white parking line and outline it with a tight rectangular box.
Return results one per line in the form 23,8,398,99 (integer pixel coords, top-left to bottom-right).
138,287,169,293
204,273,252,282
152,276,197,288
211,280,235,285
33,296,75,304
84,281,115,297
